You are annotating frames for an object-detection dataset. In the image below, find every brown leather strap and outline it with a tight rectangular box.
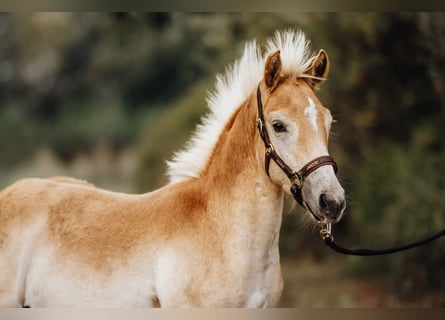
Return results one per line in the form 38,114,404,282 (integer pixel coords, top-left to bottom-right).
257,86,296,179
256,85,338,209
297,155,338,178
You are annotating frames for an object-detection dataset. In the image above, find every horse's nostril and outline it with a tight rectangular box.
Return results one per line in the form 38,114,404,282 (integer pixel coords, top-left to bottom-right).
319,193,330,212
319,193,345,220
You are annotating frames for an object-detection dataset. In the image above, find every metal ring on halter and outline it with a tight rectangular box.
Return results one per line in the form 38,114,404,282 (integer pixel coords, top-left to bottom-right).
265,143,275,156
256,118,264,136
290,173,303,189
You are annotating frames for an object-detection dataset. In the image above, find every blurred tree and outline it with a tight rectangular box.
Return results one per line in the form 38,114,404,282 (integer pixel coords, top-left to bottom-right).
1,12,444,302
305,13,445,298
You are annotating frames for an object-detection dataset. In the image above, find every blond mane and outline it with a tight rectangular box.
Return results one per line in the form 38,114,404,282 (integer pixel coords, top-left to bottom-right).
166,29,317,184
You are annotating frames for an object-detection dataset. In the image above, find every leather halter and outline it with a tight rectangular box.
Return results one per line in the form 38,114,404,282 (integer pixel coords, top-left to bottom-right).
256,85,338,210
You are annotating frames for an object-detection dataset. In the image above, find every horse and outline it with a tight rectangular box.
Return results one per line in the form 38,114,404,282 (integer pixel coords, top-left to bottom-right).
0,30,345,307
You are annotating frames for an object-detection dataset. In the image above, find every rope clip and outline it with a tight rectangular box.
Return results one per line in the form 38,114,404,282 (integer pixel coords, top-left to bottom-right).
319,222,334,242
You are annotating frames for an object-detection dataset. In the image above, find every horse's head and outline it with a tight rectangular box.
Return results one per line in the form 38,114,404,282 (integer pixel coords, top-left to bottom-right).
257,49,345,224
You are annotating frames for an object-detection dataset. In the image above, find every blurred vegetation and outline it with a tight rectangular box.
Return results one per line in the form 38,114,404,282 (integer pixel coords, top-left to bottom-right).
0,12,444,304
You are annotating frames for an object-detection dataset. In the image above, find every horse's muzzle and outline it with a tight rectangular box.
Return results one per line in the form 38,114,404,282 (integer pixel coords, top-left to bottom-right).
318,193,346,222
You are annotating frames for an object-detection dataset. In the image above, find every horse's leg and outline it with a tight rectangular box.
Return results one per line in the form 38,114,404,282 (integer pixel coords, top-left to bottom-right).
0,255,25,307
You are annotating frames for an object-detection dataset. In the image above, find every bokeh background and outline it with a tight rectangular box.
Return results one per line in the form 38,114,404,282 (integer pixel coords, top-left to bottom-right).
0,12,444,307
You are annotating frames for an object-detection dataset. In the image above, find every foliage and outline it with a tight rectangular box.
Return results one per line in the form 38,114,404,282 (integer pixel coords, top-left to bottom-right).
1,12,445,301
309,13,445,297
343,143,445,297
136,79,209,191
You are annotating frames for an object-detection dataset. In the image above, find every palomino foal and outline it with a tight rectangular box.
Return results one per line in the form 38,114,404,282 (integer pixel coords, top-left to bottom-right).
0,30,345,307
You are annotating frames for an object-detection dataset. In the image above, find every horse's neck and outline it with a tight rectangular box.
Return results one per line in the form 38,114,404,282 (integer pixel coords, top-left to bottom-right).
200,94,284,257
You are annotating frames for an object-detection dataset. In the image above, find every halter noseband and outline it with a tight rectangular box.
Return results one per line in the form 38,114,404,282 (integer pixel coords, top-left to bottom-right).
256,85,338,211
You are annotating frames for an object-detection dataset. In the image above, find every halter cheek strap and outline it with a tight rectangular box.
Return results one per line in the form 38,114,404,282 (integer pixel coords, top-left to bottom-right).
256,85,338,210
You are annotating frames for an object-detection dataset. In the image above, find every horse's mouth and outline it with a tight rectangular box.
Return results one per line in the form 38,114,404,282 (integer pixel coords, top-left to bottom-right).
305,204,326,223
305,202,342,224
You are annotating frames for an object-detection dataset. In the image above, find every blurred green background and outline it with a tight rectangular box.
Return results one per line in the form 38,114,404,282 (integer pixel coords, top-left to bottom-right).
0,12,444,306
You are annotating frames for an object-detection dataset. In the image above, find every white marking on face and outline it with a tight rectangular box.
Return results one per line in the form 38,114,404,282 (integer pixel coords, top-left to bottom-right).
304,97,318,132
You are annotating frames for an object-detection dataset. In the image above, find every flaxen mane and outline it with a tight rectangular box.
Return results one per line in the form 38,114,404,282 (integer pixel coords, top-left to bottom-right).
166,30,317,183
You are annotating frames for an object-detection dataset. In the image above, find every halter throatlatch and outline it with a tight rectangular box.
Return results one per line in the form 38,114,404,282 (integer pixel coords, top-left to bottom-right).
256,85,338,212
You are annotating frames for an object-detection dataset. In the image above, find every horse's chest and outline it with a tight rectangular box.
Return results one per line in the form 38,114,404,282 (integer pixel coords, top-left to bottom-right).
242,260,283,307
154,245,283,307
225,232,283,307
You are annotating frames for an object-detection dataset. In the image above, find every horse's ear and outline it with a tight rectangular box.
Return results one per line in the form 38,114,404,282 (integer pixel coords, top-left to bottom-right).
264,50,282,90
305,49,329,89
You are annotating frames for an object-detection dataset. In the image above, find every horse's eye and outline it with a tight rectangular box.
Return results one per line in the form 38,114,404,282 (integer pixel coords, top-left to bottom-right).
272,121,286,133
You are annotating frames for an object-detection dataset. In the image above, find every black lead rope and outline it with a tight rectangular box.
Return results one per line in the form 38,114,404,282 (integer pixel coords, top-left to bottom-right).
256,84,445,256
321,224,445,256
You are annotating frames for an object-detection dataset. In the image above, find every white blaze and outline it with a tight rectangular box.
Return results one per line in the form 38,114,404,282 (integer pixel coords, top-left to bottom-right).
304,97,318,132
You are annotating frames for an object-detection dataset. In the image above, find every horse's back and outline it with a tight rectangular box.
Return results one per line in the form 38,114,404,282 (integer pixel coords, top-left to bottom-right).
0,176,148,253
47,175,97,187
0,176,98,231
0,176,101,257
